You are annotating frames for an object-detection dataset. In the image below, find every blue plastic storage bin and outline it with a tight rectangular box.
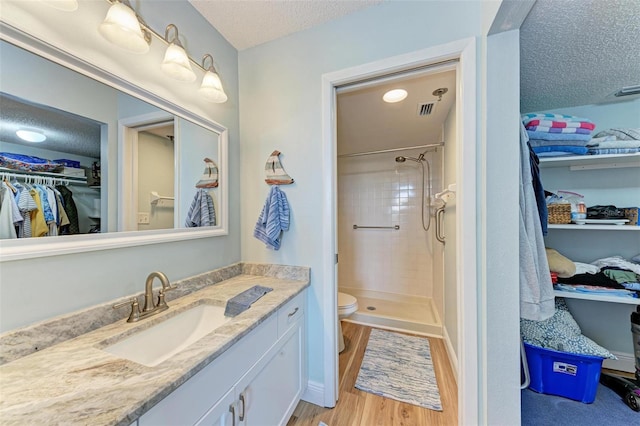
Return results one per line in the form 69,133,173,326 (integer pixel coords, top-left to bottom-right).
524,342,604,403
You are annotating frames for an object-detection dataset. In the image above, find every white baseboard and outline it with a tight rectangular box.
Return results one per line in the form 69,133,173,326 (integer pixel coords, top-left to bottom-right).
603,351,636,374
443,326,459,384
301,380,325,407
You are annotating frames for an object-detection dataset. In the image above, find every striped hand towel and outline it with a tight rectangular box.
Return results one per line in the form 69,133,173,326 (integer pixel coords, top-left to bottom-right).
521,113,592,125
525,119,595,130
525,126,592,134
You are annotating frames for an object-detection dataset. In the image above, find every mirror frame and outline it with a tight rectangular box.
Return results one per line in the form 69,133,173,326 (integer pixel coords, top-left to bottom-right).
0,13,229,262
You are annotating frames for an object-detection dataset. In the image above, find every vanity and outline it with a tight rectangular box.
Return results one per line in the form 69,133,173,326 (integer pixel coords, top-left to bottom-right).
0,264,309,426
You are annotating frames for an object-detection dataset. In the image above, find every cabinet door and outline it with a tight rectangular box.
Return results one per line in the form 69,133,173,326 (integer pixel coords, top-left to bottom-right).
237,324,303,426
194,387,236,426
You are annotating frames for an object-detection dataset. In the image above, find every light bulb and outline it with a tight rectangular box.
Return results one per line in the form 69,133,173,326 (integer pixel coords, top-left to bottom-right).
98,2,150,54
161,43,196,82
199,70,228,103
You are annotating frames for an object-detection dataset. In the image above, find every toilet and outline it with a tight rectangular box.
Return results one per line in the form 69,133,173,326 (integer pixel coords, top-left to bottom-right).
337,292,358,353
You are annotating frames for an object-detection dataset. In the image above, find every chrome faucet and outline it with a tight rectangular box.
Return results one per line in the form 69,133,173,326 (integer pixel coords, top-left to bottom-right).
113,271,176,322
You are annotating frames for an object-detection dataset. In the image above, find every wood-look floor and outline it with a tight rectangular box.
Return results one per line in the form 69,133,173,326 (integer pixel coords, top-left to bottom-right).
287,322,458,426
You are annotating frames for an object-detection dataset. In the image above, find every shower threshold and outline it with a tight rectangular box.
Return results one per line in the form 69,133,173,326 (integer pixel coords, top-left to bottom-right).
340,289,442,337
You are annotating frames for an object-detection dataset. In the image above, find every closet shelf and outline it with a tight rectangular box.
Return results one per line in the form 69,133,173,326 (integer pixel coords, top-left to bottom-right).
548,224,640,231
0,166,87,183
539,152,640,170
554,290,640,305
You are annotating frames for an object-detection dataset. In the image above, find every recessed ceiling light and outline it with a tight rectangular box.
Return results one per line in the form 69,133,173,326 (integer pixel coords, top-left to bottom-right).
383,89,408,103
16,129,46,143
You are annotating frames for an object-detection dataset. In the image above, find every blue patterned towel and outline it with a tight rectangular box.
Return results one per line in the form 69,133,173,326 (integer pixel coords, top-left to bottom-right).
521,113,592,125
224,285,273,317
532,145,589,156
526,130,592,142
253,185,290,250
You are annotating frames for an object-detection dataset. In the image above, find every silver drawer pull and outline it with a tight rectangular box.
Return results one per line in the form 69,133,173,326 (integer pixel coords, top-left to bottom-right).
239,392,246,421
288,307,299,318
229,404,236,426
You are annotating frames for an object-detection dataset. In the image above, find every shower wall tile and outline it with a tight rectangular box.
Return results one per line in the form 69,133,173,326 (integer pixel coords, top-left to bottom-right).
338,150,441,299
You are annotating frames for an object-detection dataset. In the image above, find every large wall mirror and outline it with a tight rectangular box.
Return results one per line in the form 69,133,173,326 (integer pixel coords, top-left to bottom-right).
0,8,229,262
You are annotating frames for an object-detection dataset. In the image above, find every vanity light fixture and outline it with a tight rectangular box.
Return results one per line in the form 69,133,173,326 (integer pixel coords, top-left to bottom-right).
161,24,196,82
199,54,228,103
16,129,46,143
98,0,151,54
383,89,408,103
40,0,79,12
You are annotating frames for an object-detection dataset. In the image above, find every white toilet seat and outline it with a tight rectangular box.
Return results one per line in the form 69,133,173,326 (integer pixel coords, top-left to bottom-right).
338,292,358,317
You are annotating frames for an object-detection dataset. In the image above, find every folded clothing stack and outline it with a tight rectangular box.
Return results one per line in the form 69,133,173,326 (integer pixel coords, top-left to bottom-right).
586,128,640,155
521,113,595,157
224,285,273,317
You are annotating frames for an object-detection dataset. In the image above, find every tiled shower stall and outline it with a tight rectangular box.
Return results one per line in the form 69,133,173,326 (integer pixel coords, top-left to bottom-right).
337,148,444,335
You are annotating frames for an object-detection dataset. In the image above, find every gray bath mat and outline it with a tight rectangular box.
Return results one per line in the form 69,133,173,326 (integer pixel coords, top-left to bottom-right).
355,328,442,411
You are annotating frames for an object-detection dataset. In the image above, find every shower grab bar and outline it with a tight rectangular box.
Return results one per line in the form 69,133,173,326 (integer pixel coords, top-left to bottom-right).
435,207,446,244
353,225,400,230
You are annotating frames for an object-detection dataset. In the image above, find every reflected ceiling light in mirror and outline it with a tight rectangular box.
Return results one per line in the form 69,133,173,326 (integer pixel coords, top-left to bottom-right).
98,0,151,54
40,0,78,11
161,24,196,82
16,129,46,143
383,89,408,103
199,54,228,103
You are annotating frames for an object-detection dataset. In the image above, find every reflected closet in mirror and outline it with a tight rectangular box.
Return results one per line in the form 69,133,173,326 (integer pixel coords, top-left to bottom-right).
0,37,228,261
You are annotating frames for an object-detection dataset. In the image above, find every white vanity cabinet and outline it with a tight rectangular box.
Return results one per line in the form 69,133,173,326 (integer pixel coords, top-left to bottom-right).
138,291,306,426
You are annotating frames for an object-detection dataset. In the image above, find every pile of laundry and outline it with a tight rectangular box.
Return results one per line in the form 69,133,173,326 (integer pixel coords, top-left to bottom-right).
546,249,640,299
522,113,596,157
586,128,640,155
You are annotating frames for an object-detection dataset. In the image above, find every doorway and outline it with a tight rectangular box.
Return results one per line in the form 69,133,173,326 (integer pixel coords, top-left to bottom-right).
321,38,478,423
118,111,175,232
335,65,456,338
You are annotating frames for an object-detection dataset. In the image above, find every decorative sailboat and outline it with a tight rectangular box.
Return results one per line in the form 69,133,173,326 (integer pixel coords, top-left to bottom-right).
264,150,294,185
195,157,219,188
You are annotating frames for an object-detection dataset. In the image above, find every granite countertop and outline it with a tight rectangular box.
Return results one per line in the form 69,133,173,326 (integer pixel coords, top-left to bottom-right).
0,273,309,425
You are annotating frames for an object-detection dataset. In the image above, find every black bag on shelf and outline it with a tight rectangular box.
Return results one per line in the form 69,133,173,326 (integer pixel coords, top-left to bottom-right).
586,205,626,220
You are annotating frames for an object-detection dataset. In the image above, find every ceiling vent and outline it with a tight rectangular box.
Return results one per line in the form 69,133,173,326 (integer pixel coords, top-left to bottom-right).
417,100,437,116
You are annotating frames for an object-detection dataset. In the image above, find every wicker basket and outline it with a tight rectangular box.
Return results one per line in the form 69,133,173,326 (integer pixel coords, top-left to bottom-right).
548,203,571,224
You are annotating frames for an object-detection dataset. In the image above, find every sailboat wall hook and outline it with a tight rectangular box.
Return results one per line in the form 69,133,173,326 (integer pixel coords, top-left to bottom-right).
264,150,294,185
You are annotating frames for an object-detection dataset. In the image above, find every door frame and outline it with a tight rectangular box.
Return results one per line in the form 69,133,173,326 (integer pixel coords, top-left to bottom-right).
118,111,175,231
321,37,478,423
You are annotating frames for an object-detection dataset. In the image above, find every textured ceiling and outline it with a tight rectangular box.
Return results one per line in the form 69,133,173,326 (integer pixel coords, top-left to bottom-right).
4,0,637,162
0,93,102,159
337,70,456,156
520,0,640,113
188,0,384,50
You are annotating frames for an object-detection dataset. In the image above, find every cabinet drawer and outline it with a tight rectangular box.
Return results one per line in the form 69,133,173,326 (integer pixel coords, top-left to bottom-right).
277,291,305,337
138,315,277,426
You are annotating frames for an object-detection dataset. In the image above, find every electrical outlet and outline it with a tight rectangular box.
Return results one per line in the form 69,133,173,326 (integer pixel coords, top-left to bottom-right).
137,212,150,224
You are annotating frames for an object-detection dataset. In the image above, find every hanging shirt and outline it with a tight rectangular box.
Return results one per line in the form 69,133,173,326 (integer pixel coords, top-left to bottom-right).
54,190,70,229
519,123,554,321
0,184,17,239
15,184,37,238
29,189,49,237
56,186,79,234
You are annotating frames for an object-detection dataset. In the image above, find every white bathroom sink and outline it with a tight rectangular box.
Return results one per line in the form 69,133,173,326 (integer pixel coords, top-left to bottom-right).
103,304,231,367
